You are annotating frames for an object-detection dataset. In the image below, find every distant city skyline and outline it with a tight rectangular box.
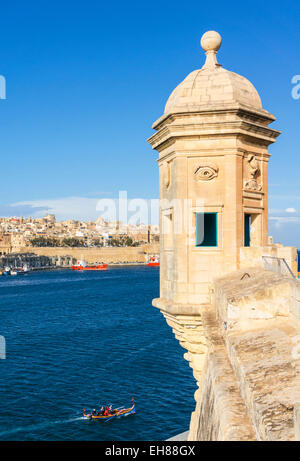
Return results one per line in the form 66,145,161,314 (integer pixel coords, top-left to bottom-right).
0,1,299,246
0,201,300,248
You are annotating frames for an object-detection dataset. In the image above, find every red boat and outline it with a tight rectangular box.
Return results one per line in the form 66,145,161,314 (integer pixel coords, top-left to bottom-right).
147,256,160,267
72,260,107,271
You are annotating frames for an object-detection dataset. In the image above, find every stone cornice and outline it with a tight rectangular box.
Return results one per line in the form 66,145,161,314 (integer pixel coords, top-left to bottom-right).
148,118,280,152
151,104,276,130
156,148,271,164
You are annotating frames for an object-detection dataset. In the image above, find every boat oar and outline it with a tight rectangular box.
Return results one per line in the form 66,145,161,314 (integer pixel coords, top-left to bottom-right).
104,406,125,423
104,414,116,423
104,407,123,423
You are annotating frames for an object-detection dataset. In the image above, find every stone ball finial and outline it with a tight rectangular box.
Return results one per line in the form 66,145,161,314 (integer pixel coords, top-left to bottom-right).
201,31,222,52
201,31,222,69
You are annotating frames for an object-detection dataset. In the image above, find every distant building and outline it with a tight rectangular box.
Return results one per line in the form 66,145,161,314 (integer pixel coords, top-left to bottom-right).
0,213,159,248
0,234,12,255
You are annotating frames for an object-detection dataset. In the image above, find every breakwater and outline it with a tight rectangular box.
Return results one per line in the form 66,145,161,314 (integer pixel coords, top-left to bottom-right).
12,243,160,265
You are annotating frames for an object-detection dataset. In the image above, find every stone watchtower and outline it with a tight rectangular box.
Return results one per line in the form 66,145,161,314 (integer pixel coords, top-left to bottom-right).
148,31,280,308
148,32,298,440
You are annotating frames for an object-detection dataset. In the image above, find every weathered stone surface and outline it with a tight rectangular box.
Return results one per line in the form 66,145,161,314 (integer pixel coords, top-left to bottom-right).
190,305,256,441
148,30,298,441
214,267,296,331
294,406,300,441
211,270,300,440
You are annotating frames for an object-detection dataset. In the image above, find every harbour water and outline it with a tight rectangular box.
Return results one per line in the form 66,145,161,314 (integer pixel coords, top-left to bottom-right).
0,266,196,440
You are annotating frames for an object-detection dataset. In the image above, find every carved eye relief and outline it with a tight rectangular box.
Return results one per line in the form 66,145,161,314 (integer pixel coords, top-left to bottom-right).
194,164,219,181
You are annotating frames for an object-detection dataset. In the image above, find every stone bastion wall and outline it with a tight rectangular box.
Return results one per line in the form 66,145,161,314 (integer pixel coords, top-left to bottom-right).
187,266,300,441
12,243,160,264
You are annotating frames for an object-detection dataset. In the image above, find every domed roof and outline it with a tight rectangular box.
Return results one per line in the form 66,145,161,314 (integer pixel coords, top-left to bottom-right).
164,31,262,115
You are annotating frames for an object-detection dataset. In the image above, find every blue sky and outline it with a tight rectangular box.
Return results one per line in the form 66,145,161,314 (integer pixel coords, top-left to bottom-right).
0,0,299,245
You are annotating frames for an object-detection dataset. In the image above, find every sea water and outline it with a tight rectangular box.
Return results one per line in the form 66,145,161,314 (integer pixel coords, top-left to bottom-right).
0,266,196,441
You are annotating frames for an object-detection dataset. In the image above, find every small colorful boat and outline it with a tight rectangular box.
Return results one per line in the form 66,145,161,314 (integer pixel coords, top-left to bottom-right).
72,259,107,271
83,398,135,421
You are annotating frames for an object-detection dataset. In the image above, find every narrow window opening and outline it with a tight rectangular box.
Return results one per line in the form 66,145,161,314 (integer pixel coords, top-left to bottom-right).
244,214,251,247
196,213,217,247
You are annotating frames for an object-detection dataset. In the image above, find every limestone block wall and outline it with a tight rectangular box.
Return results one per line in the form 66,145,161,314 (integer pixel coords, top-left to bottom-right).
12,243,160,264
190,267,300,441
240,245,297,276
190,305,256,441
291,283,300,319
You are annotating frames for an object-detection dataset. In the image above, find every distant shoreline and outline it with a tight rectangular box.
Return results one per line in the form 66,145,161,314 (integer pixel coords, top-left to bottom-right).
15,262,154,272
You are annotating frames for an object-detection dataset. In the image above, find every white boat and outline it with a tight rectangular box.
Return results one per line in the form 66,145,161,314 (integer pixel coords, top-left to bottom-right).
10,270,18,276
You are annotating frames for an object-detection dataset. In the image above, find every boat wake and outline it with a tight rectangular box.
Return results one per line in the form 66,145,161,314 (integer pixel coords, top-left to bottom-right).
0,416,86,438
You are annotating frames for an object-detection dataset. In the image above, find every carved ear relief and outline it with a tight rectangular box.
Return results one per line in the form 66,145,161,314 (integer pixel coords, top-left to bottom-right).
163,162,171,188
194,162,219,181
244,154,262,191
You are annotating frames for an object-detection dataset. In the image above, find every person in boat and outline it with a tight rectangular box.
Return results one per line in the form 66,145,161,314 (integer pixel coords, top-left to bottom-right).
109,405,118,415
96,407,104,416
103,406,110,416
91,408,97,416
